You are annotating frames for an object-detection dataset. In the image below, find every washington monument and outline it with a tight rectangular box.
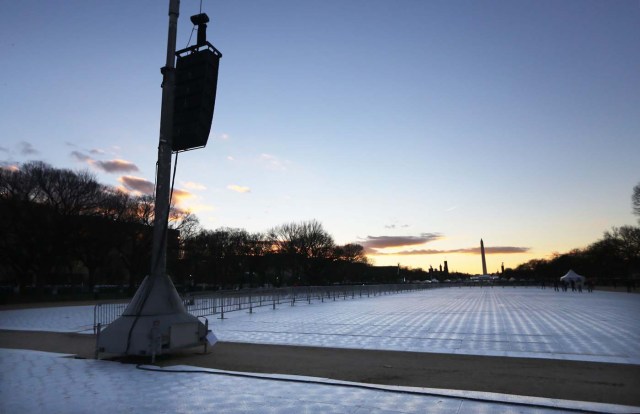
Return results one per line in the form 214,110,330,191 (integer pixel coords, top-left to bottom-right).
481,239,488,275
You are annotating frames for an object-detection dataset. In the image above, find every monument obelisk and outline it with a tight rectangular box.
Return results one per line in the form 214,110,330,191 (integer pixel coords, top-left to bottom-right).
480,239,488,275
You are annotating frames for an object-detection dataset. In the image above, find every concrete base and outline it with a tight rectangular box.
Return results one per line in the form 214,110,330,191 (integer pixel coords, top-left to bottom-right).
96,274,207,356
97,312,206,356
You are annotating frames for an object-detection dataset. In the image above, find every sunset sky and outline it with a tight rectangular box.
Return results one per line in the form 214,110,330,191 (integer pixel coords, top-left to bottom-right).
1,0,639,274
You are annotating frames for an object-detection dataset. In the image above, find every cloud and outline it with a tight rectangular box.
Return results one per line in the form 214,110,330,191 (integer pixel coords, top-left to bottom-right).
369,246,530,256
359,233,528,257
0,162,19,172
70,151,139,173
436,246,530,254
90,148,106,155
227,184,251,193
94,159,139,173
360,233,443,250
71,151,92,162
19,142,38,155
182,181,207,191
182,202,215,213
119,176,154,195
117,176,198,210
371,249,447,256
171,188,194,204
484,246,530,254
226,156,235,161
384,224,410,229
260,153,288,171
0,146,9,153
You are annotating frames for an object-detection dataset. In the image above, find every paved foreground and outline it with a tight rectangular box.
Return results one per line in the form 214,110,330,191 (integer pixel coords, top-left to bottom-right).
2,330,639,406
1,348,638,414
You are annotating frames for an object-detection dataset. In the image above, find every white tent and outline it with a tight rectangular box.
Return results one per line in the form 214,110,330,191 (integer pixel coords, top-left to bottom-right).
560,269,585,283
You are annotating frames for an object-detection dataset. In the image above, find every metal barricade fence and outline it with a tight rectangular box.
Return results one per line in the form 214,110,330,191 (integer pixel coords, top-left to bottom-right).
93,283,436,333
93,302,128,334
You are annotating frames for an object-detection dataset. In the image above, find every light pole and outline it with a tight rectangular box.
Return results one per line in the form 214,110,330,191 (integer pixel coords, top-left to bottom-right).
149,0,179,287
97,0,221,358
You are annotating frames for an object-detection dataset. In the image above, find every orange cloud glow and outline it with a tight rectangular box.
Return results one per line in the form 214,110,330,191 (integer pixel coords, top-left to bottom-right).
71,151,139,173
360,234,442,250
227,184,251,193
118,176,154,195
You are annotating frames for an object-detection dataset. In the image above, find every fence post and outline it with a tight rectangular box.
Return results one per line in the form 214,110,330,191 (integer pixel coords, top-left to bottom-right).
94,323,101,359
203,318,209,354
93,304,99,335
219,292,225,319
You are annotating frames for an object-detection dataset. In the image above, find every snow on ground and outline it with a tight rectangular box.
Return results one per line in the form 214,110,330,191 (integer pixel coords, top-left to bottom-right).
2,288,640,413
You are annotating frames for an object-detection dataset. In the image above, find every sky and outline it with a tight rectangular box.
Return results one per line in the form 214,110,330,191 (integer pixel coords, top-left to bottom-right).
1,0,639,275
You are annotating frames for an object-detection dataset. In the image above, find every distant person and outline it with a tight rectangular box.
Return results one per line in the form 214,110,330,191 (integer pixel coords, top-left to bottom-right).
570,280,576,292
586,279,594,293
553,280,559,292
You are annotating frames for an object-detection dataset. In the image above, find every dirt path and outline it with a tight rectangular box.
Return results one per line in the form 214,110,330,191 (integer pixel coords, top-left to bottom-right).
1,329,638,407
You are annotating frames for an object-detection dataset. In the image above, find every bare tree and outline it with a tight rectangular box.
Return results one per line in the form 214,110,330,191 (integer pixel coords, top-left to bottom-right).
633,183,640,222
268,220,334,284
26,162,104,216
0,162,109,286
268,220,334,259
333,243,369,264
603,226,640,266
0,163,40,202
100,189,136,222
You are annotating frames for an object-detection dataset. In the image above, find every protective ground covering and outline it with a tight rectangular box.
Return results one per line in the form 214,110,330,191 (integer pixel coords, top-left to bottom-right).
1,348,637,414
209,288,640,364
1,288,639,363
1,288,639,413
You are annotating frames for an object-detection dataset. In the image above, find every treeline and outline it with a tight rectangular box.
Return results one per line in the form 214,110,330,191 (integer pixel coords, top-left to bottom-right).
177,220,375,288
504,225,640,283
0,162,382,291
2,163,638,292
0,162,198,291
502,183,640,283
